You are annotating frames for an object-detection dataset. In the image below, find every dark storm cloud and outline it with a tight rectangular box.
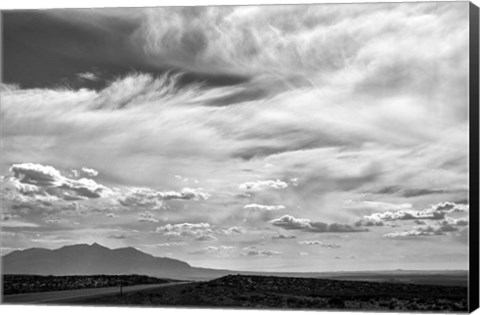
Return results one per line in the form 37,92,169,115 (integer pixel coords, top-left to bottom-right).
2,10,141,89
2,9,252,91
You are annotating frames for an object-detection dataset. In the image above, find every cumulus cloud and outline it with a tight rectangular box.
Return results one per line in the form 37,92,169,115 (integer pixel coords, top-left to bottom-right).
270,215,311,230
215,226,245,235
239,180,288,191
81,167,99,177
178,188,211,200
43,215,61,224
355,219,385,227
9,163,111,200
271,215,366,233
298,240,341,248
360,202,468,224
383,218,468,238
244,203,285,211
242,248,282,257
77,72,100,81
155,222,212,237
138,211,159,223
157,242,188,247
119,187,210,209
189,245,234,255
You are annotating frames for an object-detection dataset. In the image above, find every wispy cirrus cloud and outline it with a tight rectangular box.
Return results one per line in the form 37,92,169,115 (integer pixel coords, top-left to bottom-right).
239,180,288,191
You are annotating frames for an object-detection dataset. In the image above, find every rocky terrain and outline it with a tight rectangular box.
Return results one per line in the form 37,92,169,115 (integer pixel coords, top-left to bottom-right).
80,274,468,311
3,274,173,295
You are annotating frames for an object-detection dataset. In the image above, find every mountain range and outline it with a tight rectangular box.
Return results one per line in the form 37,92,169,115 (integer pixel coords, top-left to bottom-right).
2,243,230,280
1,243,468,285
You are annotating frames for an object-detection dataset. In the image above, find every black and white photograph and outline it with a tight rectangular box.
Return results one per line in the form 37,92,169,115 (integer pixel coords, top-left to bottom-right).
1,0,479,313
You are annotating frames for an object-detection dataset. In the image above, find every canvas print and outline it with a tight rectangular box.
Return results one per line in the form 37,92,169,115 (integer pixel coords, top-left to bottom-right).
0,1,478,313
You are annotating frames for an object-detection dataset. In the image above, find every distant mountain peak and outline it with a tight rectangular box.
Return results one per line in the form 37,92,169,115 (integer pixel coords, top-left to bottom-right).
2,242,198,279
90,242,106,248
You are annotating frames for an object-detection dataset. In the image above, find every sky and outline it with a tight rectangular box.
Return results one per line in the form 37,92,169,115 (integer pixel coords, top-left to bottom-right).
0,2,471,272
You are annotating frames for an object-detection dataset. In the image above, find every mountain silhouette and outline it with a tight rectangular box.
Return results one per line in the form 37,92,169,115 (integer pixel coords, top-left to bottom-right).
2,243,230,280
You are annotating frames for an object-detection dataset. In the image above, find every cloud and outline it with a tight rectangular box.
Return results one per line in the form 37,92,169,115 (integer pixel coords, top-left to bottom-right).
298,240,341,248
239,180,288,191
1,3,470,271
138,211,159,223
9,163,111,200
402,188,448,198
156,242,188,247
1,220,40,228
77,72,100,81
189,245,234,255
270,215,366,233
383,218,467,238
131,3,468,82
355,219,385,227
270,215,311,230
215,226,245,235
119,187,210,209
43,215,61,224
344,200,413,213
361,202,468,223
195,234,217,242
80,167,99,177
178,188,211,200
244,203,285,211
155,222,212,237
1,213,19,221
242,248,282,257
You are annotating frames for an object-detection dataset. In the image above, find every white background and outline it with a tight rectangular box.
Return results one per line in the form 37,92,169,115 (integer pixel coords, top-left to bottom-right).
0,0,479,315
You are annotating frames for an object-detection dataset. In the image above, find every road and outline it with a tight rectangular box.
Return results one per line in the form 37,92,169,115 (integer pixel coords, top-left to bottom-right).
2,282,190,304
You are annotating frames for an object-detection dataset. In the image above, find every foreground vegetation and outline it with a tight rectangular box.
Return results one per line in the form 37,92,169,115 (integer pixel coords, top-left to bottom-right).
80,274,468,312
3,274,172,295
